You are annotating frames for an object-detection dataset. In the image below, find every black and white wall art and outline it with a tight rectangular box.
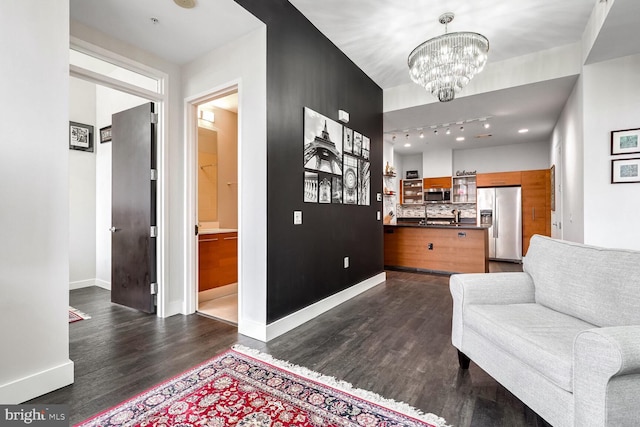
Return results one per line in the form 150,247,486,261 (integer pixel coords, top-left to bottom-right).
358,159,370,206
304,171,318,203
303,107,371,205
353,131,363,157
343,127,353,154
304,107,343,175
343,154,359,205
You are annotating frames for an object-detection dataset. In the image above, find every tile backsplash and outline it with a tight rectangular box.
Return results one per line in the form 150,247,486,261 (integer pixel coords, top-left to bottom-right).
426,203,476,219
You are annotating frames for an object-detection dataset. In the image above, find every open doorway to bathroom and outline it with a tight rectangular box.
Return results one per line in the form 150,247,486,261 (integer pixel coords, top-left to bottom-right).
195,91,239,324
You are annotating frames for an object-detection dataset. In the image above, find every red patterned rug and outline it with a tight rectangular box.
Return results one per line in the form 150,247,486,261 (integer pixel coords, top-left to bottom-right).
76,346,448,427
69,306,91,323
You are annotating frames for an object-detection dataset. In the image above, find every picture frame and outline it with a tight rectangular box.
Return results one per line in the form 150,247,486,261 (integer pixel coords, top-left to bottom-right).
69,121,94,152
100,125,112,143
611,128,640,155
611,157,640,184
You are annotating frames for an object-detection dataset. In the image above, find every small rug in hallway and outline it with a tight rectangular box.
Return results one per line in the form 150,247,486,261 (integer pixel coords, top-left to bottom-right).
76,345,448,427
69,306,91,323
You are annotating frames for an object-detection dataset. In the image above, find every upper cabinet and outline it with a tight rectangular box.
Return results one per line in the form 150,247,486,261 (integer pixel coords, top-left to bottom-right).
401,178,423,204
476,171,522,187
423,176,452,189
452,175,477,203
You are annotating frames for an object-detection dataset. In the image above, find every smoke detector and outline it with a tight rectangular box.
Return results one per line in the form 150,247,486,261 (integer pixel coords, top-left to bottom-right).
174,0,196,8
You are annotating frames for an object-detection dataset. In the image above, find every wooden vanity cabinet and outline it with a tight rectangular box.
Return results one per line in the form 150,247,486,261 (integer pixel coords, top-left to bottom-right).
198,232,238,292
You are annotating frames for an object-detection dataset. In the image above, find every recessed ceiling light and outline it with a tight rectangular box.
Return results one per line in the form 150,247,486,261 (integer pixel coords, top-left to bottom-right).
456,137,465,141
150,17,159,24
419,132,424,138
446,128,451,135
174,0,196,8
404,143,411,147
483,123,490,129
518,128,529,133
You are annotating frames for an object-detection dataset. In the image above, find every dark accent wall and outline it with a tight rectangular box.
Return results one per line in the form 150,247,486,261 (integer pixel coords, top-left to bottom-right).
235,0,384,322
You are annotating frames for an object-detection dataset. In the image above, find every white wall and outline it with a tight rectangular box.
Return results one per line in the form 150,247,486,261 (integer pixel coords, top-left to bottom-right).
583,53,640,250
453,142,550,173
551,77,584,243
95,85,148,288
423,148,453,177
0,0,73,402
396,153,423,179
181,27,267,339
69,78,97,288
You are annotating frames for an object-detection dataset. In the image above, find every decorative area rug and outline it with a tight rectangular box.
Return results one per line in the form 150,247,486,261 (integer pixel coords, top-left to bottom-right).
76,345,448,427
69,306,91,323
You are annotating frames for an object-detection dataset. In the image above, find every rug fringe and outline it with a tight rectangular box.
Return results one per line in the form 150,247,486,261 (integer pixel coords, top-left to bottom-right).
232,344,450,427
69,306,91,320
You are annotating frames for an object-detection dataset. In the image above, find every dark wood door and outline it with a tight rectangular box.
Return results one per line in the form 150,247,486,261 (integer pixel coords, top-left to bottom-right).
111,102,156,313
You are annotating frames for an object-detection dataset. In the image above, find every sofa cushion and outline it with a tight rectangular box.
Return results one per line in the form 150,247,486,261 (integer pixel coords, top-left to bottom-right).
524,235,640,327
464,303,595,392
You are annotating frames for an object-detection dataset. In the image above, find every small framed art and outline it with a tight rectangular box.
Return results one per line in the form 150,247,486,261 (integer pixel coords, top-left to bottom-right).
611,157,640,184
611,128,640,155
69,121,94,152
100,125,112,143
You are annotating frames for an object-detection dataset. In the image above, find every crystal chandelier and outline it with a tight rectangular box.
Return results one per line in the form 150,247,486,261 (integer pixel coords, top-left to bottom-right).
408,12,489,102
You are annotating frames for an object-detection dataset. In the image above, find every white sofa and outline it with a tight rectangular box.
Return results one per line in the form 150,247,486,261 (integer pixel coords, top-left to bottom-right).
450,235,640,427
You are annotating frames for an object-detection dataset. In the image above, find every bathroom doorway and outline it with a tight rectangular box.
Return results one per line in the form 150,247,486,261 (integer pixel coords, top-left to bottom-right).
194,91,239,324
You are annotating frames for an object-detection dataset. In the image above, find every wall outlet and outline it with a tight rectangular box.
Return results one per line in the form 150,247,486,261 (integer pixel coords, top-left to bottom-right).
377,211,381,220
344,256,349,268
376,193,382,202
293,210,302,225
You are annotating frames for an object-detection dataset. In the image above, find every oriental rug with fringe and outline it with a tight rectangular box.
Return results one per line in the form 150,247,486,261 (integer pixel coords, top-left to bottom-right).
76,345,448,427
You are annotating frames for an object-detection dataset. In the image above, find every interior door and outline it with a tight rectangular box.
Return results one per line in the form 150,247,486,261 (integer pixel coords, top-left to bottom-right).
111,102,157,313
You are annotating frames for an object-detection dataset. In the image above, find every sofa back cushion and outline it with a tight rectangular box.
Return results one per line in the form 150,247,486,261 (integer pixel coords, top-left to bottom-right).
523,235,640,327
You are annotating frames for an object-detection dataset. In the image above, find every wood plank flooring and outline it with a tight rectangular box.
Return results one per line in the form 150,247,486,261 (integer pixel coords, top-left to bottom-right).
30,264,549,426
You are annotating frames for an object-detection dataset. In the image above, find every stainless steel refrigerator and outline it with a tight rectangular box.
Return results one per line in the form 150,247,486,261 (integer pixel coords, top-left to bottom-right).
477,187,522,261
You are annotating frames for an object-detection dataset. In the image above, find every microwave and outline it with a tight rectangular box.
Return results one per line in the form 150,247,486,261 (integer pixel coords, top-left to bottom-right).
424,188,451,203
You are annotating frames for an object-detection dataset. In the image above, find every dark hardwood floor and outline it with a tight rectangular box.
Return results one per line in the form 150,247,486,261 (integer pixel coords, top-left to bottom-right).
31,263,549,426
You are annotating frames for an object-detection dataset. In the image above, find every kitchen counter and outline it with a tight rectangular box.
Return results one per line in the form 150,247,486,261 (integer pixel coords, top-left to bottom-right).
384,224,488,274
199,228,238,235
391,223,489,230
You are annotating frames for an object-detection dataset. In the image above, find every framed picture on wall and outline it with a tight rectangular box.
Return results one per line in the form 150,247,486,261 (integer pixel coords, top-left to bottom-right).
611,128,640,155
69,121,94,152
611,157,640,183
100,125,112,143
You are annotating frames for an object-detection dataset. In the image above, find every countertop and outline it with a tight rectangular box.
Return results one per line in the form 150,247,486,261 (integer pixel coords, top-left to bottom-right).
385,223,489,230
199,228,238,235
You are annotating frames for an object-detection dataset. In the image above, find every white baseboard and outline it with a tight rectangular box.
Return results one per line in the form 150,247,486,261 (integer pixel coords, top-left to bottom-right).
0,360,74,404
69,279,95,290
238,272,386,342
163,300,183,318
95,279,111,290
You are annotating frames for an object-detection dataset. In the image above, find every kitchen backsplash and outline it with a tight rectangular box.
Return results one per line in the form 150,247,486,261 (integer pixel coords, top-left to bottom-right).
396,204,425,218
426,203,476,219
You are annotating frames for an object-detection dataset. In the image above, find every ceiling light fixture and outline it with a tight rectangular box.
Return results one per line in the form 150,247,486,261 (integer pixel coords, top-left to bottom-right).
483,123,491,129
446,128,451,135
419,131,424,138
519,128,529,133
456,137,465,141
404,143,411,147
174,0,196,8
408,12,489,102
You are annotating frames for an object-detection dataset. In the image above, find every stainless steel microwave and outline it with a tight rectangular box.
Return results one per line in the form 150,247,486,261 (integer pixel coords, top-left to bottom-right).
424,188,451,203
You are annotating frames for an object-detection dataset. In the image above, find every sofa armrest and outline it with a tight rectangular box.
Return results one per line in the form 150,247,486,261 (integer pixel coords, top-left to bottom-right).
450,272,535,349
574,326,640,426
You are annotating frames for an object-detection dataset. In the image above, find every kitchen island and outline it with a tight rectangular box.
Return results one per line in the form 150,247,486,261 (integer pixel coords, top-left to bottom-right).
384,224,489,274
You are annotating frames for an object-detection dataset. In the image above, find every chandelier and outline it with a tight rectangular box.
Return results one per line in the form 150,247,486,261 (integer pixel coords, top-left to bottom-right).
408,12,489,102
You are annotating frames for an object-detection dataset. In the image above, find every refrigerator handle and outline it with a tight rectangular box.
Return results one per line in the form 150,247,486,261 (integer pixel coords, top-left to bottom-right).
532,207,536,220
494,203,499,238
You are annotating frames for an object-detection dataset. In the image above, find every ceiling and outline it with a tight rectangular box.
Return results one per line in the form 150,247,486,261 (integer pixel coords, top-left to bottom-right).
70,0,638,157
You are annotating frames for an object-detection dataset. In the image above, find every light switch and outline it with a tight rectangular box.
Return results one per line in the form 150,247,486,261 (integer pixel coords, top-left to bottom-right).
294,211,302,225
377,211,381,221
344,256,349,268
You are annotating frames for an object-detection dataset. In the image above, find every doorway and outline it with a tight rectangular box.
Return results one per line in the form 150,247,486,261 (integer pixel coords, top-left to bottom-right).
69,43,169,316
194,91,239,324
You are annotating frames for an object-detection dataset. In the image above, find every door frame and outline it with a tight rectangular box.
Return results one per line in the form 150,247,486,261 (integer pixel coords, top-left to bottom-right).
183,81,241,323
70,37,170,317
